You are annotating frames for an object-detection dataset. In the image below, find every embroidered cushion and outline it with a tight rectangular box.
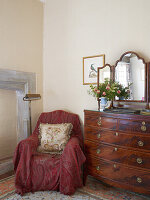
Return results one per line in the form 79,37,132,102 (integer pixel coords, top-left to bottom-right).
37,123,73,154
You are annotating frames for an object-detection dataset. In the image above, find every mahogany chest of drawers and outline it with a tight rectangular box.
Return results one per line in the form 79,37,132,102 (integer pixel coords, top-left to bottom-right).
84,109,150,195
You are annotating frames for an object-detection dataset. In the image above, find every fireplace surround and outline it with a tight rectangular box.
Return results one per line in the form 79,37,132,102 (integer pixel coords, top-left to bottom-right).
0,69,36,175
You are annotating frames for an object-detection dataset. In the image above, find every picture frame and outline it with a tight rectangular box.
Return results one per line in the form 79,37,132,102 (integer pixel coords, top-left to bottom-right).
83,54,105,85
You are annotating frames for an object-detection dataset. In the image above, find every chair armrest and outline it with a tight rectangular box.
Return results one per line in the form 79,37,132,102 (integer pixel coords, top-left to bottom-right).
62,136,86,166
18,134,39,154
13,134,39,171
21,134,39,149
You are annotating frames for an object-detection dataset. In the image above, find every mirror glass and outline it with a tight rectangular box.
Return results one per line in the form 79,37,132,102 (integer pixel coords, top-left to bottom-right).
99,66,110,83
115,53,145,101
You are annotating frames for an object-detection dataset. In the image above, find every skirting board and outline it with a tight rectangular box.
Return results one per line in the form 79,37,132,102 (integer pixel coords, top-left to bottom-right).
0,159,13,175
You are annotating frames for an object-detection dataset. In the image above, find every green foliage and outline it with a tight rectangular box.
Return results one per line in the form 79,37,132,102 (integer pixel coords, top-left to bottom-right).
88,79,130,100
117,84,130,99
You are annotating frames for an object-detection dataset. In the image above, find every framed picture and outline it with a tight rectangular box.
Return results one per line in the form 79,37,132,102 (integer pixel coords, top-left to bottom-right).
83,54,105,85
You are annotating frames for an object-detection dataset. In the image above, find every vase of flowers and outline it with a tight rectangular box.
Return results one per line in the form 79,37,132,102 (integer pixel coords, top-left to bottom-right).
88,79,130,110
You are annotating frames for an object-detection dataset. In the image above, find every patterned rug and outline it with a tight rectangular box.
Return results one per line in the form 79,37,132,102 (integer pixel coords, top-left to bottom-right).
0,175,150,200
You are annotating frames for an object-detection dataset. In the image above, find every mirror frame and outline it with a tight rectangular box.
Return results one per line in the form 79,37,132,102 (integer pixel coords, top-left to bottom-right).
97,64,113,87
97,64,112,110
97,51,150,109
113,51,149,105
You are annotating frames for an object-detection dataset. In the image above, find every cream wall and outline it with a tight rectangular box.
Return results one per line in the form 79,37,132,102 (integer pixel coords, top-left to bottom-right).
0,0,43,158
0,90,17,159
43,0,150,123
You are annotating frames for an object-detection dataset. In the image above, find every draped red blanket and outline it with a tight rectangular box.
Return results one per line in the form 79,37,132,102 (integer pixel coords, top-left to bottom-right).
13,110,86,195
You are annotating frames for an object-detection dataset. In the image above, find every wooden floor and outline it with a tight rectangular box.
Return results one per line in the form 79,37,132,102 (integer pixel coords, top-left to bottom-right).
0,170,14,180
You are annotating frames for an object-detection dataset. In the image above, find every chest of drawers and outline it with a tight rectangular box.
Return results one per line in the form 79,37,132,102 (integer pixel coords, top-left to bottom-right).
84,109,150,195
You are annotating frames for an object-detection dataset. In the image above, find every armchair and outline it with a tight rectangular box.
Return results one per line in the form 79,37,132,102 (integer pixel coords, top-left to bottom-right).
13,110,86,195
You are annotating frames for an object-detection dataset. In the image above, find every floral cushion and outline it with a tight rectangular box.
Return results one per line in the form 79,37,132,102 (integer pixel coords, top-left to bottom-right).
37,123,73,154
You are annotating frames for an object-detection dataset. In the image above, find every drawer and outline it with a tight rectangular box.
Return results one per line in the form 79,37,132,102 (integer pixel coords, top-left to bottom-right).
119,119,150,134
85,140,150,170
84,126,150,151
87,157,150,190
84,112,117,130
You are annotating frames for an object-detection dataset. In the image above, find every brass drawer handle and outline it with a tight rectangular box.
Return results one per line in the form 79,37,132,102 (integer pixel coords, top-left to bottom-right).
114,147,118,151
138,141,144,147
115,132,119,136
97,133,101,139
137,158,142,164
113,164,117,168
96,166,100,171
97,117,101,126
141,125,146,131
97,149,101,154
137,177,142,183
142,121,146,125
